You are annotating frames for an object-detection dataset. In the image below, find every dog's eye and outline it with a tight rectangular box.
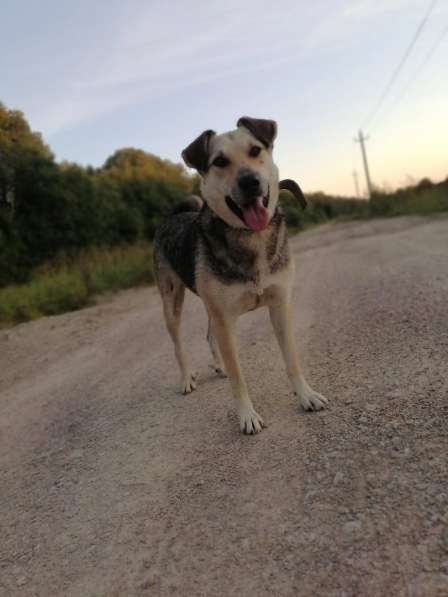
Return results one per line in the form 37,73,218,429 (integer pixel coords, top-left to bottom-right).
212,156,230,168
249,146,262,158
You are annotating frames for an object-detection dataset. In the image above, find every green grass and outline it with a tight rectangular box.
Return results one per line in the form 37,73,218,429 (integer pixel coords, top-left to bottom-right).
282,192,370,230
1,184,446,327
0,243,153,326
370,186,448,217
282,185,447,230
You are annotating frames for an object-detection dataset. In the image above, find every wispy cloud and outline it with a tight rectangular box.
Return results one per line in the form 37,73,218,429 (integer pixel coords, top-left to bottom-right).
342,0,421,19
4,0,447,194
20,0,379,136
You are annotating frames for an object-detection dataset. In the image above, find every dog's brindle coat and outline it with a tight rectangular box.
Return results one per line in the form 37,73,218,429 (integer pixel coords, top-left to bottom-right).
154,117,328,434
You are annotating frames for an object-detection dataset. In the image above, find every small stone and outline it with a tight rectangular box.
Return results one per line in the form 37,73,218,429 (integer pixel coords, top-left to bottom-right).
344,520,362,533
333,472,344,484
17,577,27,587
359,416,368,424
140,577,157,590
388,390,401,399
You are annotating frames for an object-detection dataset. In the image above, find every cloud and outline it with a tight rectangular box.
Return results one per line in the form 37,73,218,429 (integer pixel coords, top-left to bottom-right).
38,0,358,135
12,0,444,139
44,3,354,135
342,0,420,19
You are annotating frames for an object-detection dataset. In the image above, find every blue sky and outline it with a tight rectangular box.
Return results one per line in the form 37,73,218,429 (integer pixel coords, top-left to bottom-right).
2,0,447,195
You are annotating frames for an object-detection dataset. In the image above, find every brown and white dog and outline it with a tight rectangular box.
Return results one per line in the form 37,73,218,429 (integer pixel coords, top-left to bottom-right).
153,117,328,434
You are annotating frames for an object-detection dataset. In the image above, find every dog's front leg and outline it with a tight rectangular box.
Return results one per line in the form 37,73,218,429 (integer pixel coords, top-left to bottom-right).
269,298,328,412
209,312,265,434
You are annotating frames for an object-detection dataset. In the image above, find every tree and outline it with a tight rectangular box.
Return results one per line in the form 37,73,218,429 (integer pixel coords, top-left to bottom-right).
0,103,52,210
102,147,194,191
0,101,196,287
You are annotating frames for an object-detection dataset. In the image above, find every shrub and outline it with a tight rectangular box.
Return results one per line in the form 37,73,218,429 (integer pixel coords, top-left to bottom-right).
0,243,153,326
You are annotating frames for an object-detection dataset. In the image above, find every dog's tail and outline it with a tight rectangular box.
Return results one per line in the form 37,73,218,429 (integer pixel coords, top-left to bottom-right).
171,195,204,215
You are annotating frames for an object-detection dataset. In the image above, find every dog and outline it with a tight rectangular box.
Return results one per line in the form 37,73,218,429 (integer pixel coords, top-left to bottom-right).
153,116,328,434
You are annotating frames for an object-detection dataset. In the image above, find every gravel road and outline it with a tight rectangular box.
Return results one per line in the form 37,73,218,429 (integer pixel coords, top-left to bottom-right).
1,215,447,597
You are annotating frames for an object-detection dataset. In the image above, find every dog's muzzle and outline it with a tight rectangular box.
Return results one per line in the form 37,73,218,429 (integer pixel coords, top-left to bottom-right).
225,187,270,232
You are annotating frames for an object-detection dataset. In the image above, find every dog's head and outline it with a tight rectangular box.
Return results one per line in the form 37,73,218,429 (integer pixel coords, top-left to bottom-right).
182,117,286,231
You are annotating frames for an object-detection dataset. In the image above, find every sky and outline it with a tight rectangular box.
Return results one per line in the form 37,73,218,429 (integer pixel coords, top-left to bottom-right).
2,0,447,196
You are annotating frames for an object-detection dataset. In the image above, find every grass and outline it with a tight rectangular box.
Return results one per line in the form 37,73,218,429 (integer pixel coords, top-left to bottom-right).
370,185,448,217
1,184,446,327
0,243,153,326
282,185,447,230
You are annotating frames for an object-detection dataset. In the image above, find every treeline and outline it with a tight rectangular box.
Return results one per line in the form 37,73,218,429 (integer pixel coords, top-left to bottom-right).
1,101,447,291
369,177,448,217
0,102,198,287
281,178,448,230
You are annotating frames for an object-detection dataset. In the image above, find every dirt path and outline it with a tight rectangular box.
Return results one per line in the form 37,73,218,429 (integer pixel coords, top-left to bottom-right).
1,215,447,597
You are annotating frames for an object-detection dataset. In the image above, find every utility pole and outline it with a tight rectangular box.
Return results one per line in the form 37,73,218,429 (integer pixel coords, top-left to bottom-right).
352,169,360,198
354,130,373,199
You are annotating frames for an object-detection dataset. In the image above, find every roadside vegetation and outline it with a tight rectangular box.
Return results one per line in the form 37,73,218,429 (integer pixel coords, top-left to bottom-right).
281,179,448,229
1,101,447,326
0,244,153,324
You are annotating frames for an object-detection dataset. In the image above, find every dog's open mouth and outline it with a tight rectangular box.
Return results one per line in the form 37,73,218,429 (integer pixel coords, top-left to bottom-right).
225,189,270,232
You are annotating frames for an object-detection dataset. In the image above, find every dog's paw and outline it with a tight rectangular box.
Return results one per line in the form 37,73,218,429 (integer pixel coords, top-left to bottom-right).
181,372,198,395
239,408,266,435
298,390,328,412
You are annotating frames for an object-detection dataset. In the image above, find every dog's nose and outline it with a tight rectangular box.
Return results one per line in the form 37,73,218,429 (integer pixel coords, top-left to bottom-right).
238,172,261,195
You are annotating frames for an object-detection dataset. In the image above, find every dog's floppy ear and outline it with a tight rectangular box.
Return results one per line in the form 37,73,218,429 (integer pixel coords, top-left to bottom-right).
237,116,277,148
279,179,307,210
182,129,216,174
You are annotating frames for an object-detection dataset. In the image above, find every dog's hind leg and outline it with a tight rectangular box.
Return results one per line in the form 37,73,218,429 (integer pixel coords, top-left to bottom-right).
207,318,226,377
158,272,197,394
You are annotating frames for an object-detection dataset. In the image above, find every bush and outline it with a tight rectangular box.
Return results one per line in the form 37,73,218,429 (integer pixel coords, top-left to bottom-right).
370,185,448,217
0,243,153,326
280,191,369,231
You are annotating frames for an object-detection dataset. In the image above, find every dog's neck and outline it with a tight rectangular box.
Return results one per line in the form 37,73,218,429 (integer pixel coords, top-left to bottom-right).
198,203,290,286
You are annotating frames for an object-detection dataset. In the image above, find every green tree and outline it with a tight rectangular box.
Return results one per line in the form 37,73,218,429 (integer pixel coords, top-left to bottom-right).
0,102,52,209
103,147,193,191
0,102,197,287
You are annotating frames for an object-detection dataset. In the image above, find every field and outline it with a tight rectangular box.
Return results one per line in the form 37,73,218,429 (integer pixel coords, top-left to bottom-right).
1,102,446,327
1,183,447,327
0,243,153,325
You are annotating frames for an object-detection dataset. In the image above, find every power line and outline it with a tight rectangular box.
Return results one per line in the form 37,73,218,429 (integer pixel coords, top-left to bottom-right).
362,0,438,130
391,22,448,109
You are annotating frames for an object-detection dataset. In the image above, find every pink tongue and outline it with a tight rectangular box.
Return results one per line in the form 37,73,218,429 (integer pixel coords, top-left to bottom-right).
243,197,269,231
